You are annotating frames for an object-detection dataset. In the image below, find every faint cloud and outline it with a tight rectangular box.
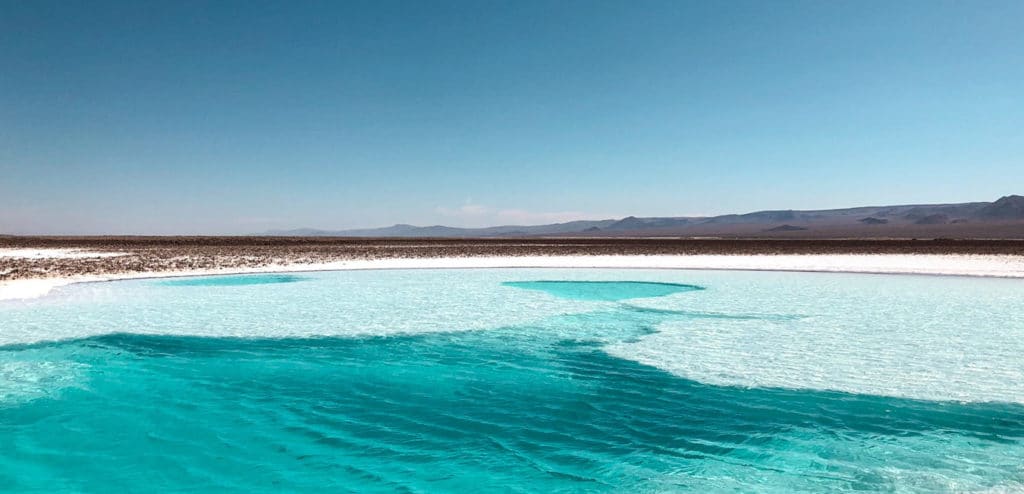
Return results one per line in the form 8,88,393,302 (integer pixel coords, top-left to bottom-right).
236,216,284,225
434,200,613,226
493,209,607,224
434,199,489,218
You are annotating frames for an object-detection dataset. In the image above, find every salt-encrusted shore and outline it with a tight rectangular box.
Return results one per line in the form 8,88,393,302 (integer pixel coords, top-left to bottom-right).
3,251,1023,301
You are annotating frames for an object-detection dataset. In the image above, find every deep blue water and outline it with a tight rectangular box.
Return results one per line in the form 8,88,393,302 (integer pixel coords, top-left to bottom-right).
4,327,1023,492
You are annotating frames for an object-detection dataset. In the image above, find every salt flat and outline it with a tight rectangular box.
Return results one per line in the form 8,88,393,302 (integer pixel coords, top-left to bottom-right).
2,252,1023,301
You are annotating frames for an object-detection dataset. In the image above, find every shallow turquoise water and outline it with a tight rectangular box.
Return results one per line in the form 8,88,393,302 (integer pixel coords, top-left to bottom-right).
2,269,1023,492
501,280,702,300
158,274,309,287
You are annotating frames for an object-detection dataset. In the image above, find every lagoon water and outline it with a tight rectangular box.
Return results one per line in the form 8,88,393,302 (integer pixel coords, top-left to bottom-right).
2,269,1023,492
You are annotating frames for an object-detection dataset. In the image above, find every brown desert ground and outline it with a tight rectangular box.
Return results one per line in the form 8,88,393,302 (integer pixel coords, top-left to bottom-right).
3,236,1024,282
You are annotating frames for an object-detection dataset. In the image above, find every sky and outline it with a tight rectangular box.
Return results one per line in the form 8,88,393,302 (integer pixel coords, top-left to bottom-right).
2,0,1022,234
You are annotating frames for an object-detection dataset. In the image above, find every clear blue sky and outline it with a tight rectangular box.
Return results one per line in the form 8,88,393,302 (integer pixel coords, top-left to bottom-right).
2,0,1022,234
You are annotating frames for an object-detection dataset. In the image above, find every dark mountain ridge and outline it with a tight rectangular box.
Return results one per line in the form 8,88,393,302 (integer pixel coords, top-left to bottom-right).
976,195,1024,219
266,195,1024,238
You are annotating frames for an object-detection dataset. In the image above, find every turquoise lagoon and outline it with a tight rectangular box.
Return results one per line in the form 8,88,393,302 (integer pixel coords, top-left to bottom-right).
1,269,1023,492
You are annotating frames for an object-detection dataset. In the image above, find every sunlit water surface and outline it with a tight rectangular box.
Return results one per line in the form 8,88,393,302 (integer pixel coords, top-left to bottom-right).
1,269,1023,492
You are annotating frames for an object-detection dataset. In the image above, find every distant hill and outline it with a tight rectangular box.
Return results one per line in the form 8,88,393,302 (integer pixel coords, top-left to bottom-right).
914,214,950,225
266,195,1024,239
765,224,808,232
976,195,1024,220
267,219,618,238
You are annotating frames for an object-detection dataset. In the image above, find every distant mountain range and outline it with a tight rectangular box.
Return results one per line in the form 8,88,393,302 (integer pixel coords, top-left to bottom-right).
267,195,1024,239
